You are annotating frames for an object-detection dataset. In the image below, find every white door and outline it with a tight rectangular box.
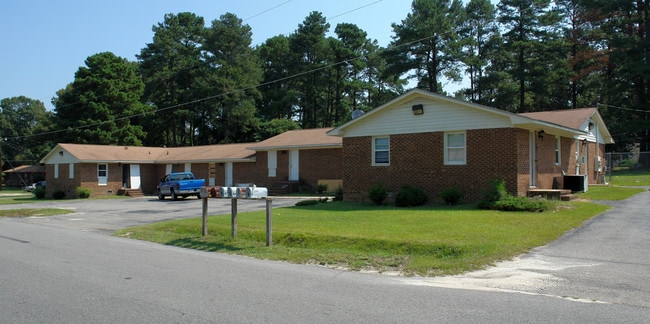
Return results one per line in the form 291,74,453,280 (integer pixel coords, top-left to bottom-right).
129,164,141,189
289,150,299,181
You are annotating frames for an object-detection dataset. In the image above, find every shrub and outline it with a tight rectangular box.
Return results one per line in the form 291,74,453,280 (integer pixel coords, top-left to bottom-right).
477,179,556,212
52,189,66,200
316,183,328,194
295,199,319,206
33,187,46,199
333,186,343,201
395,186,428,207
76,187,91,199
491,196,555,212
439,188,463,205
368,182,388,205
485,178,508,201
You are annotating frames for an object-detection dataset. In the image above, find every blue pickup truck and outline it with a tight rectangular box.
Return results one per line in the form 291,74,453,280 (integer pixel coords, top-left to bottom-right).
157,172,205,200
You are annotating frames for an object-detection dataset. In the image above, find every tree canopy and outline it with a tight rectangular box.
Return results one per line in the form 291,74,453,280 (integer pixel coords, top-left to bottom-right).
2,0,650,168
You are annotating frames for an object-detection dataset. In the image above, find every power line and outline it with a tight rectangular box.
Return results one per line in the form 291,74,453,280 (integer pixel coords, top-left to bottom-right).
6,1,393,142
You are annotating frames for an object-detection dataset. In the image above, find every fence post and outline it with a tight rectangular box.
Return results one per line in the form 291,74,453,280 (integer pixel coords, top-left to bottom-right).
231,197,237,239
266,197,272,246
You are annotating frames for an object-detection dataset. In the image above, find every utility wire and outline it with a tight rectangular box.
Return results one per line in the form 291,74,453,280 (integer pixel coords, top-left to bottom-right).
5,0,392,141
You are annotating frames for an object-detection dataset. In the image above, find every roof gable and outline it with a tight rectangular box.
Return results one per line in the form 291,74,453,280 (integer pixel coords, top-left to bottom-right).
328,89,582,138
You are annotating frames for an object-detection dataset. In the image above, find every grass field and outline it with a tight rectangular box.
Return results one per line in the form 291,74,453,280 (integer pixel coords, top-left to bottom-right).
607,169,650,186
115,201,611,276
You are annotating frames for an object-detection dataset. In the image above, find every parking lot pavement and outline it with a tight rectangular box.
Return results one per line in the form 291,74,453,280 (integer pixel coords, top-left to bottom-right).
1,196,310,233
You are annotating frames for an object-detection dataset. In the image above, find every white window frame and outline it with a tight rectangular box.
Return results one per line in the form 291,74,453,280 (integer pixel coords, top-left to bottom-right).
372,136,390,166
555,136,561,165
69,163,74,179
98,163,108,186
444,131,466,165
54,164,59,179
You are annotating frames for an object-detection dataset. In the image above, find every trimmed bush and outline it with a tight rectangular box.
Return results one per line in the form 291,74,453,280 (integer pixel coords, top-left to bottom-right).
368,182,388,205
333,186,343,201
76,187,91,199
477,178,556,212
316,183,328,194
491,196,555,212
395,186,428,207
295,199,319,206
52,190,66,200
33,187,46,199
439,188,463,205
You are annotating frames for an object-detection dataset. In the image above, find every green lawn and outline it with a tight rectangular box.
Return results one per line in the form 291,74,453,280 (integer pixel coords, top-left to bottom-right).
607,169,650,186
115,201,610,276
0,190,39,205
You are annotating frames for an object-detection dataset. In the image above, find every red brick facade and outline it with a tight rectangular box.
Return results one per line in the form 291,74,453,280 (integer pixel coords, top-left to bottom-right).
44,148,343,198
341,128,601,203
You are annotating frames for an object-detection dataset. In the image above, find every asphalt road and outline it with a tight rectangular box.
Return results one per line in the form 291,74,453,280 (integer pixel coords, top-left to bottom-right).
1,192,649,322
0,196,307,233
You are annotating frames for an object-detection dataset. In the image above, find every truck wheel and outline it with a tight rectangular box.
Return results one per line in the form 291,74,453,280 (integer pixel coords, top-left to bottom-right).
157,190,165,200
171,190,178,201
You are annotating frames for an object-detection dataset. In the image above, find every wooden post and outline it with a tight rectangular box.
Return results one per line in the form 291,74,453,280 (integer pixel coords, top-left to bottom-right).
266,197,272,246
201,195,208,237
231,197,237,238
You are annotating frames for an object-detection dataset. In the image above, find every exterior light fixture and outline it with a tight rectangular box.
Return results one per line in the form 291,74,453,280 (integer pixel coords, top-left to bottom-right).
538,130,545,140
412,104,424,115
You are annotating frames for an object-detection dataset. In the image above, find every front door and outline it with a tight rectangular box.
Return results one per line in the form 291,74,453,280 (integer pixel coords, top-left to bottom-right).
129,164,141,189
289,150,299,181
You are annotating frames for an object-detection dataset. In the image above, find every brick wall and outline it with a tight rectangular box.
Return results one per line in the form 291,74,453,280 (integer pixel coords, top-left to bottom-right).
342,128,529,203
231,149,343,189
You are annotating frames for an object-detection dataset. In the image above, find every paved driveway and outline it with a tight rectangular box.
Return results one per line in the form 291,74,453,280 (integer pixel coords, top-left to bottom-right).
416,187,650,308
0,195,308,233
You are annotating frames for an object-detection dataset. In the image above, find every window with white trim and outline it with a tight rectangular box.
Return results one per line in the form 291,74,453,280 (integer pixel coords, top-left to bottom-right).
444,132,466,165
98,164,108,186
555,136,561,165
372,136,390,165
54,164,59,179
69,163,74,179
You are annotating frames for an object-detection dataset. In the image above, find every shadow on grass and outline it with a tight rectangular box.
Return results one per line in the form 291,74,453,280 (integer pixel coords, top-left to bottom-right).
165,237,245,253
289,201,480,212
275,232,464,259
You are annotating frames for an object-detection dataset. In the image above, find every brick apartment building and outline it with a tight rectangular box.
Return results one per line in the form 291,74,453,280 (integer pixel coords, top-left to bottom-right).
40,90,612,202
327,89,613,202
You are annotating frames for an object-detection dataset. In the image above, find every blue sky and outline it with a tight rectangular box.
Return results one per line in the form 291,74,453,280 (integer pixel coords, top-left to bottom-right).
0,0,413,110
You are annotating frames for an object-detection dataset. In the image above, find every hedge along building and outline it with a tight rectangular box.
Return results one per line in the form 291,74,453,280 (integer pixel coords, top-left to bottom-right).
39,128,343,198
327,89,614,203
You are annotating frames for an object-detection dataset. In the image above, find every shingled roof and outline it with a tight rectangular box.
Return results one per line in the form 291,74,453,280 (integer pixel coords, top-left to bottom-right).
41,143,256,164
247,128,342,150
519,108,597,130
